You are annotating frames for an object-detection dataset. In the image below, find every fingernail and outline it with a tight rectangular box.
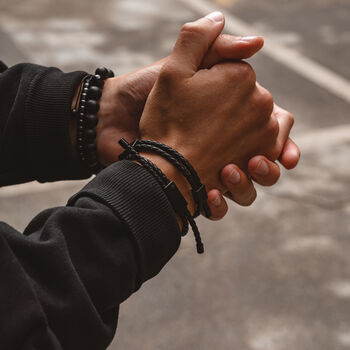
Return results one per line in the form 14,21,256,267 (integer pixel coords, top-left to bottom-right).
205,11,224,23
211,195,222,207
239,36,259,42
228,168,241,184
255,160,269,176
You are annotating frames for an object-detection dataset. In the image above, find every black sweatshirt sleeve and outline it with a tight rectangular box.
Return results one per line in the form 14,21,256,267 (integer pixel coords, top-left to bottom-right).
0,61,91,186
0,161,181,349
0,60,182,349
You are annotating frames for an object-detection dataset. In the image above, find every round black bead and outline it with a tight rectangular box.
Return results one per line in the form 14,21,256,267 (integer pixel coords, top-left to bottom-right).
86,100,100,114
107,69,115,78
87,85,102,100
84,129,96,142
84,114,98,128
90,74,103,87
95,67,109,79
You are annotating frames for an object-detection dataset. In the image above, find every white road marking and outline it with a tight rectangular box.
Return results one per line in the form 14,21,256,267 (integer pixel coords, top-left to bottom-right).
0,180,89,198
328,280,350,298
293,124,350,150
1,124,349,198
179,0,350,104
1,0,349,199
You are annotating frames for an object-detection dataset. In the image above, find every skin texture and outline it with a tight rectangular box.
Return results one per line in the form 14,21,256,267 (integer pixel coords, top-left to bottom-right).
94,13,300,219
97,35,267,165
138,13,297,214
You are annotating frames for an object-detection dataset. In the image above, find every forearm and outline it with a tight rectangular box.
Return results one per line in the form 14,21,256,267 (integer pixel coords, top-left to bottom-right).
0,62,91,187
0,160,181,349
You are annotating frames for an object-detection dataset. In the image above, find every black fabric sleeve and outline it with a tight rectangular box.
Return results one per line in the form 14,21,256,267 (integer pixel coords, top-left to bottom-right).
0,60,91,186
0,60,8,72
0,160,181,350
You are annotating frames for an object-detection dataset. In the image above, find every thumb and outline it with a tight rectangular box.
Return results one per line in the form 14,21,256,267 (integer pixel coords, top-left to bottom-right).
201,35,264,68
169,11,225,76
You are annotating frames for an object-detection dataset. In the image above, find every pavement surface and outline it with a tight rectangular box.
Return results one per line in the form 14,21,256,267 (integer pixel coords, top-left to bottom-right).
0,0,349,349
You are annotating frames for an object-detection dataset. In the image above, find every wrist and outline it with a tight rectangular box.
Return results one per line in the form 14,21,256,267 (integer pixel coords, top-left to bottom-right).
71,67,114,172
136,152,196,215
119,138,205,253
96,76,141,165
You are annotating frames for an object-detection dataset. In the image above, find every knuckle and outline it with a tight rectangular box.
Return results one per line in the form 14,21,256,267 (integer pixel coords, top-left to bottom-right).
266,117,279,140
158,64,179,83
275,108,295,128
257,88,274,117
287,112,295,127
249,88,274,127
180,22,205,41
234,62,256,85
181,22,195,34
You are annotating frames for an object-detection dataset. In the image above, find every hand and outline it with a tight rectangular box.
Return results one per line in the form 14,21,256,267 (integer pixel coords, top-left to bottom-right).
96,35,265,165
96,14,300,215
138,12,283,213
207,104,300,219
96,61,163,166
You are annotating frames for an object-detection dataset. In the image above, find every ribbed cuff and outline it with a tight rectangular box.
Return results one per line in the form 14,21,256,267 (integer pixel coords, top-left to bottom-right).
24,67,91,182
68,160,181,285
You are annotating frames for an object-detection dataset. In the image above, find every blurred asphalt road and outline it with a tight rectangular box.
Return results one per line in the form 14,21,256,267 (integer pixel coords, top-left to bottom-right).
0,0,349,349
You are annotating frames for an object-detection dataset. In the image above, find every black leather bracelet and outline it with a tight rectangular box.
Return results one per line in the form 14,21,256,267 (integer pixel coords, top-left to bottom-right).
119,138,206,254
118,138,190,237
72,67,114,173
130,140,211,219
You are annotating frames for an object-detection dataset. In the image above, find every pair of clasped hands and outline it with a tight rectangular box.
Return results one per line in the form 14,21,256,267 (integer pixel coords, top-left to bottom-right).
96,11,300,219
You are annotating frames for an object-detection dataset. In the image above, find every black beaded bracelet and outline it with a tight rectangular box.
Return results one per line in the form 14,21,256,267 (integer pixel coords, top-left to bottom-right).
73,67,114,172
119,138,207,254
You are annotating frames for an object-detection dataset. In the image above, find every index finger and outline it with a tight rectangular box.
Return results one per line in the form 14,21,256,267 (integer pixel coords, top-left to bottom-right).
201,35,264,68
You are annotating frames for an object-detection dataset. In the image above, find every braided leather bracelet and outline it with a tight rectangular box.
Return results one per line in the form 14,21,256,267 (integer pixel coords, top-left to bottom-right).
119,138,210,254
131,140,211,219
